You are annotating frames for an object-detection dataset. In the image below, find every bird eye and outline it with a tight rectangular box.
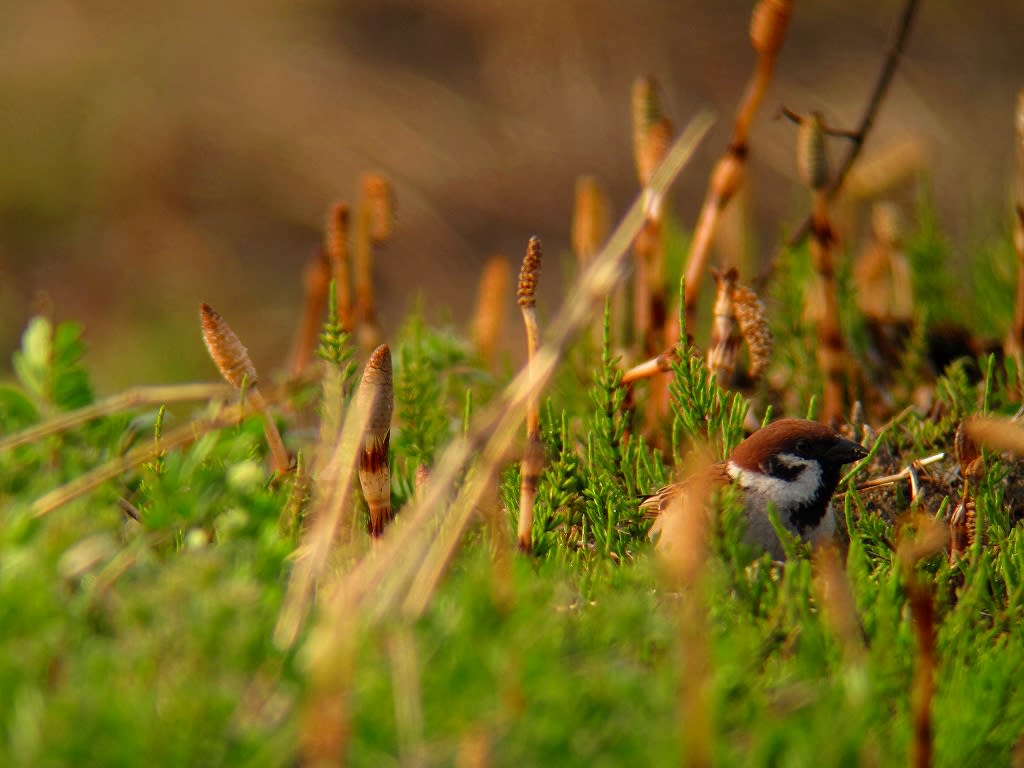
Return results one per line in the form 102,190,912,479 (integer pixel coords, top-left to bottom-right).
795,439,810,454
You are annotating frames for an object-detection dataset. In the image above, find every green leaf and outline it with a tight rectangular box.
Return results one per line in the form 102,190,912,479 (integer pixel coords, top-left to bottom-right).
12,316,53,401
0,384,39,431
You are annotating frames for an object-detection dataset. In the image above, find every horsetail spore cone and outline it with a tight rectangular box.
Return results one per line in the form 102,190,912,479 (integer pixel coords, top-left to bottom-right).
200,303,291,474
517,237,543,553
356,343,394,536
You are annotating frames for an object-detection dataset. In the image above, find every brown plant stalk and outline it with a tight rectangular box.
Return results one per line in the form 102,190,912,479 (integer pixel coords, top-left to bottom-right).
633,79,675,438
354,173,393,352
471,255,511,370
791,112,849,426
516,237,544,553
325,201,354,330
356,344,395,536
813,544,866,665
572,176,612,347
909,581,936,768
651,447,714,767
572,176,610,269
289,246,331,378
896,515,945,768
1006,90,1024,372
950,421,982,562
682,0,792,331
621,346,679,386
200,303,291,473
632,77,673,355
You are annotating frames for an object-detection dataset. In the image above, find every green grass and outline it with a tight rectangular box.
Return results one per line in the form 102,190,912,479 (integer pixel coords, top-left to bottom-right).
2,206,1024,767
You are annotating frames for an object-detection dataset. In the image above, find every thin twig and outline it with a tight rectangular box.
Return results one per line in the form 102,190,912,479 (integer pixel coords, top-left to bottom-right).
787,0,921,246
856,452,944,492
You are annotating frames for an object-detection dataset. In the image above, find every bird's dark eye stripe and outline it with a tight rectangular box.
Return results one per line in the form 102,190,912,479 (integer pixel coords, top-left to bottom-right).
761,457,804,481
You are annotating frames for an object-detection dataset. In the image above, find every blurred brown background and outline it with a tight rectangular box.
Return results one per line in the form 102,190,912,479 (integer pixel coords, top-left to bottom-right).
1,0,1022,391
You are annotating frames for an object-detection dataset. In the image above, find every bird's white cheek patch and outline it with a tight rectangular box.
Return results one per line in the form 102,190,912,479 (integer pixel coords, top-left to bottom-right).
727,454,823,508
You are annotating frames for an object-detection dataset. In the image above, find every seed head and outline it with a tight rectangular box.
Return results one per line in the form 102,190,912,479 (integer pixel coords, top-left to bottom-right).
572,176,609,265
325,202,350,268
360,173,393,244
632,76,664,186
517,237,542,309
797,112,829,192
732,281,773,379
200,303,258,388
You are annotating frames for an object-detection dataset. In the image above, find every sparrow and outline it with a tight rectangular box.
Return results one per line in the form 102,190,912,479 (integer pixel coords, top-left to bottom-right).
642,418,868,560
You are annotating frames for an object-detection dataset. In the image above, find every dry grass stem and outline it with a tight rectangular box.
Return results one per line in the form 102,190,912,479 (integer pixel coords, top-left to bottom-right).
814,544,866,663
471,255,510,370
650,447,715,767
621,346,680,385
273,387,376,650
325,202,353,330
356,344,394,536
856,452,943,493
289,247,331,378
317,112,713,625
682,0,792,331
0,382,231,454
200,303,290,473
300,603,357,767
31,401,249,518
517,237,543,552
387,626,426,768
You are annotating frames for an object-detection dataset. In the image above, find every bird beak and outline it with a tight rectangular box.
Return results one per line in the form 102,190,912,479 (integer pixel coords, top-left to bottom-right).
826,436,869,465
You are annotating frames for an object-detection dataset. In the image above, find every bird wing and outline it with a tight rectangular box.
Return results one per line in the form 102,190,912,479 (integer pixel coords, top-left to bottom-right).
640,461,731,517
